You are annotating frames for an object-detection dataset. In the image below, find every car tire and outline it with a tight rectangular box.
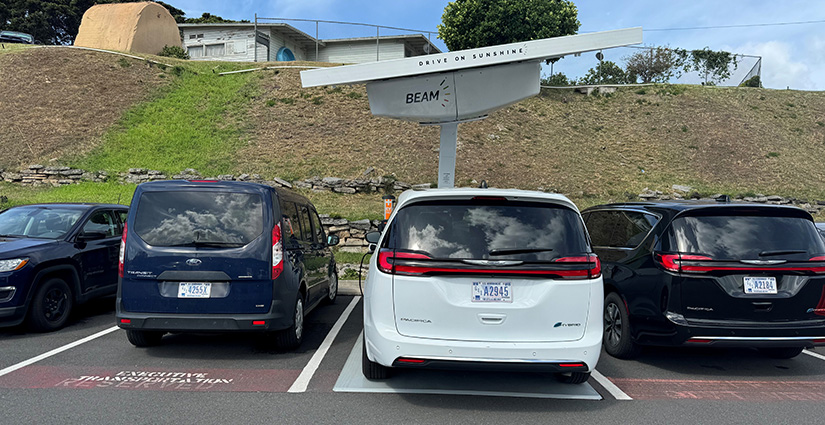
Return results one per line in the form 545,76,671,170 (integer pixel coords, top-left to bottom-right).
27,277,74,332
759,347,804,359
362,338,389,380
126,330,164,347
274,296,304,350
555,371,591,384
603,292,641,359
323,273,338,305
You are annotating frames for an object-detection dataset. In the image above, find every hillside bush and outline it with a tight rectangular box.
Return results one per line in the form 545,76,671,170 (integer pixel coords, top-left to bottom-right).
740,75,762,88
158,45,189,60
541,73,571,86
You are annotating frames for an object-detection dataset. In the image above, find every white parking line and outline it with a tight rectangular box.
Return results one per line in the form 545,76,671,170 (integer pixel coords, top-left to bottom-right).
0,326,120,378
288,296,361,393
591,369,633,400
803,349,825,361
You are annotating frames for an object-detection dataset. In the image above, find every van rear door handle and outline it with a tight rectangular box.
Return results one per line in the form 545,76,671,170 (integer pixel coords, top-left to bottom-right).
478,314,506,325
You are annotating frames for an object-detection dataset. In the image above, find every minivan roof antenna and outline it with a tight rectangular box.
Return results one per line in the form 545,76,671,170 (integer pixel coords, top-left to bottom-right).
479,180,488,189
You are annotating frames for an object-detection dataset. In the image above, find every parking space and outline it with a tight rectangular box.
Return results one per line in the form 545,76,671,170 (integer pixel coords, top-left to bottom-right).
1,296,825,424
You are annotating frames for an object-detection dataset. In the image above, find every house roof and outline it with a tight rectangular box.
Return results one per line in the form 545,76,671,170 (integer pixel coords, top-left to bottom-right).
179,23,323,49
321,34,441,55
178,23,441,54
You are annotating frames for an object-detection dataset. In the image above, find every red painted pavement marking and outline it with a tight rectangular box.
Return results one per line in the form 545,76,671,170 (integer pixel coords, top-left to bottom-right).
609,378,825,401
0,366,300,392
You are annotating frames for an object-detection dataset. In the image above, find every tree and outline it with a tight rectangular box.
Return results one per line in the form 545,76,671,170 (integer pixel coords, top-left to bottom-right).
541,72,571,86
437,0,580,51
577,61,629,85
675,47,738,85
624,46,680,83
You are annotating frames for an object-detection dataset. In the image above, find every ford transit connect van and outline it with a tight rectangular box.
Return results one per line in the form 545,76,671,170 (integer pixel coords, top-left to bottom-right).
362,188,603,384
117,180,339,349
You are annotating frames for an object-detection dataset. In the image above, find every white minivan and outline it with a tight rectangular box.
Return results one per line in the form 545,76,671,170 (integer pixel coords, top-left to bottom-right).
362,188,603,384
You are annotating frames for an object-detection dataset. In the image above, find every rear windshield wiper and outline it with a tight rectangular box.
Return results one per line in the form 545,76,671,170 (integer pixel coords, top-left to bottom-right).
488,248,554,256
758,250,807,257
167,241,244,248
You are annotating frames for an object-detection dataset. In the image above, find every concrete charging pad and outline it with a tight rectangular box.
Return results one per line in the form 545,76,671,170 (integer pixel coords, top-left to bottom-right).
334,334,602,400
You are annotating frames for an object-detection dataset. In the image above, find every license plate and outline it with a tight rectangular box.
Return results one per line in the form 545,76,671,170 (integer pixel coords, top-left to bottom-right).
472,282,512,302
744,277,777,294
178,282,212,298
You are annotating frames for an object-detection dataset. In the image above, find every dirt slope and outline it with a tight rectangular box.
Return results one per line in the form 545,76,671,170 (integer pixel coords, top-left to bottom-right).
243,69,825,199
0,47,168,169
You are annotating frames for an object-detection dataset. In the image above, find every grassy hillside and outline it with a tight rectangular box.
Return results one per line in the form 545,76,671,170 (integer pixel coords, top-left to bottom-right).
2,47,825,219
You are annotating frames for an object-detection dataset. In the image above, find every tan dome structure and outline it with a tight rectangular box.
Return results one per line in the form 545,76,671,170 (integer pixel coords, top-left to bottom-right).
74,2,181,55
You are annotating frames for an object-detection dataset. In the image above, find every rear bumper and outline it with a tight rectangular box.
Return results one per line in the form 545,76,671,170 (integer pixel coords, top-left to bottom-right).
116,298,292,332
635,312,825,347
364,324,602,373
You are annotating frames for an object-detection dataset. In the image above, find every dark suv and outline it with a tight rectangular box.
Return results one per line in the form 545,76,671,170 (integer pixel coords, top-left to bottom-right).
0,203,128,331
117,180,339,349
582,201,825,359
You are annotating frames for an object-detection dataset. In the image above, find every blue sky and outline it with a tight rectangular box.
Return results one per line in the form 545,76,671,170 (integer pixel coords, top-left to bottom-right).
171,0,825,90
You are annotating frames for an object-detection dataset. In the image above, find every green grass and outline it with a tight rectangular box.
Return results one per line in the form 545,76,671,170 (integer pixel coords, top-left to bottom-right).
333,249,372,265
0,43,32,56
298,190,385,221
0,181,136,209
72,65,258,176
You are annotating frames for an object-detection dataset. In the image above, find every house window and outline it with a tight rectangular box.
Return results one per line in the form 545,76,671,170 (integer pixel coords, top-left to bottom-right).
187,45,204,58
205,43,225,57
189,34,196,39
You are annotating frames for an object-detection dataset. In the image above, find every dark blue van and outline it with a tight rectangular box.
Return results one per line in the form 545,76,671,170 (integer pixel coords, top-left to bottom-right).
117,180,339,349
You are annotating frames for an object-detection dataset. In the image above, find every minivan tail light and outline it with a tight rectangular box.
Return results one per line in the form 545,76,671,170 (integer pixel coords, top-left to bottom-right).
272,222,283,280
658,253,825,274
378,250,600,278
118,222,127,278
553,254,601,279
655,253,712,273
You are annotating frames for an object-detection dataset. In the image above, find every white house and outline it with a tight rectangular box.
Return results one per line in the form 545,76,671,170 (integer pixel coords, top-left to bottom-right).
178,23,440,63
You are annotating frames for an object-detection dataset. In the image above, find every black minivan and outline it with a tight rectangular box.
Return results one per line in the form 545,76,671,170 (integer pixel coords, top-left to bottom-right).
117,180,339,349
582,201,825,359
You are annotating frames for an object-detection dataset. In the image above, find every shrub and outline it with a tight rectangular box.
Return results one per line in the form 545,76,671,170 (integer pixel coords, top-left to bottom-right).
740,75,761,88
541,73,571,86
158,45,190,60
117,58,131,68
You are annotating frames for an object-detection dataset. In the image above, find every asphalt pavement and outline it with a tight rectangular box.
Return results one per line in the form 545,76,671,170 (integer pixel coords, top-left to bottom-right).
0,287,823,425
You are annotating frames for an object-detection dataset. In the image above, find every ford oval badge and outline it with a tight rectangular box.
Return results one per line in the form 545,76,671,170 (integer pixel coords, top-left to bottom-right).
186,258,202,266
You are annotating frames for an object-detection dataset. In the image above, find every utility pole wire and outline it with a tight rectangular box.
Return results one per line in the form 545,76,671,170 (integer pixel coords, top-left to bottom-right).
646,19,825,32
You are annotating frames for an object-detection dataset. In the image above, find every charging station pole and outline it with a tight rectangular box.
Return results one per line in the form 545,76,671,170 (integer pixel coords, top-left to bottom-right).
437,123,458,188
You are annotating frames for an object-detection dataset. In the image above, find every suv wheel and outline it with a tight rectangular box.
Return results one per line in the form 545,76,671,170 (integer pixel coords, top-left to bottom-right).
126,330,164,347
275,296,304,350
604,292,641,359
759,347,804,359
555,371,591,384
324,273,338,305
28,278,73,332
362,338,389,380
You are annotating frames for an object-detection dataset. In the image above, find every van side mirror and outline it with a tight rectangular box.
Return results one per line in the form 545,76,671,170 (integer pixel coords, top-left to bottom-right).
327,235,339,246
365,231,380,244
378,221,387,232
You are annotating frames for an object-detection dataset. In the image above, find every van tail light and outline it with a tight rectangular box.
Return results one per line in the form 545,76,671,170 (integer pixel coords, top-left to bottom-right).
553,254,601,279
272,222,284,280
118,222,127,278
657,253,825,274
378,249,600,279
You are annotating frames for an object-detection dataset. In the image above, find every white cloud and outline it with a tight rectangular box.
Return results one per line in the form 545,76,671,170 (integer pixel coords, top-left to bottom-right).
732,41,816,90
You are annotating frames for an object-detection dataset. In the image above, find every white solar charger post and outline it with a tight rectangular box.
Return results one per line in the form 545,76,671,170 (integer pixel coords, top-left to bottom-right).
301,28,643,188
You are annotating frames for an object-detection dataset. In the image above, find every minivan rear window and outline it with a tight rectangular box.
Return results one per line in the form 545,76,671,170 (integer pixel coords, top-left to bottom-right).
387,200,588,260
135,191,264,247
665,213,825,260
